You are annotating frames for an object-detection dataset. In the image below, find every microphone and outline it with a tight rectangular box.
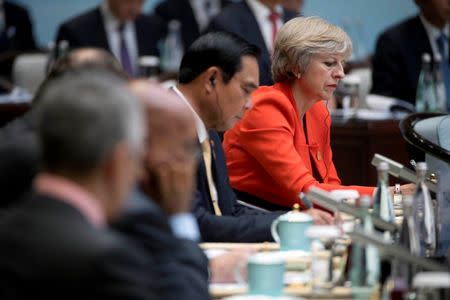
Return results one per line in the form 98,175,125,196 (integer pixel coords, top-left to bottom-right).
307,186,398,233
210,75,224,128
371,153,437,193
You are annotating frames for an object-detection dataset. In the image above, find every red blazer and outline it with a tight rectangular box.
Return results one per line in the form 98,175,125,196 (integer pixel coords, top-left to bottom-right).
223,82,375,208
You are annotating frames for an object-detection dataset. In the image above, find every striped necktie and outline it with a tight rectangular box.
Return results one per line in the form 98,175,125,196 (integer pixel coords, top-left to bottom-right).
268,10,280,50
201,138,222,216
118,24,133,76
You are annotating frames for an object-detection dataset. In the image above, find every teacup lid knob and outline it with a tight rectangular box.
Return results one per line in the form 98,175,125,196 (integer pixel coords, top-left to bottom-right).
292,203,300,212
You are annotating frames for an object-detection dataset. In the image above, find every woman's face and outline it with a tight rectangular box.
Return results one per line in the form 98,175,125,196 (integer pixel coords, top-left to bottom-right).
297,53,346,102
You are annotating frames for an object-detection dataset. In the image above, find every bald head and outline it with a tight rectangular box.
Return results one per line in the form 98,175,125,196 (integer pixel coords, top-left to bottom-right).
128,80,202,214
67,48,120,67
50,47,124,79
128,80,193,122
128,80,195,140
128,79,198,169
128,80,199,205
35,48,125,105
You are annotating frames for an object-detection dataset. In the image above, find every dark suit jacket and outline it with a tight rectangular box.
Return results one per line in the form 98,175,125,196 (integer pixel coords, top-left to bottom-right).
0,111,38,209
0,1,37,79
371,15,450,104
207,1,297,86
55,7,164,57
0,192,157,300
153,0,232,51
193,129,283,242
113,189,210,300
0,1,36,51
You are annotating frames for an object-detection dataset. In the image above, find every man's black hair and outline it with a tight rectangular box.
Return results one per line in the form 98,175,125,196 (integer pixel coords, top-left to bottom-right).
178,31,260,84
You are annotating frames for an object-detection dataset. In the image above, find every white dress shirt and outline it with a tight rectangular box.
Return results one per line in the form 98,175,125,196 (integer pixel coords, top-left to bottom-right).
172,86,209,144
172,86,221,211
100,1,139,74
246,0,283,52
169,213,201,241
420,14,450,61
190,0,221,31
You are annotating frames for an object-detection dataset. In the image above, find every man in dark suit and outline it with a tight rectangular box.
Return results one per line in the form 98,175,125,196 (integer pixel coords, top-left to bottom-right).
371,0,450,106
208,0,297,85
0,68,158,299
0,0,37,82
55,0,165,76
153,0,232,51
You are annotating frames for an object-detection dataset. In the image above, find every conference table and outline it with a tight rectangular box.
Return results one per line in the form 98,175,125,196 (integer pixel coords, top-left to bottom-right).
203,208,405,300
202,240,375,300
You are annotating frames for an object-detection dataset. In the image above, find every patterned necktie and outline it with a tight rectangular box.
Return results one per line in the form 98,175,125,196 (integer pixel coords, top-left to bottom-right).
268,10,280,50
436,33,450,110
118,24,133,76
201,138,222,216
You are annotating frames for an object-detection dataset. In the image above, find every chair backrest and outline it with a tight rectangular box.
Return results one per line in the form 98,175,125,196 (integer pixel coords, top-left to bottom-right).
414,115,450,173
400,113,450,175
12,53,48,94
348,67,372,108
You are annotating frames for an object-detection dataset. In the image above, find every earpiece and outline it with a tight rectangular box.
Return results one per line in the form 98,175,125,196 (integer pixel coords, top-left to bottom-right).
296,73,301,79
210,76,216,87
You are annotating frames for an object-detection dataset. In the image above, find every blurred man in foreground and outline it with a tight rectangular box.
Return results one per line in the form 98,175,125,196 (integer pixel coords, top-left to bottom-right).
114,80,253,299
0,68,157,299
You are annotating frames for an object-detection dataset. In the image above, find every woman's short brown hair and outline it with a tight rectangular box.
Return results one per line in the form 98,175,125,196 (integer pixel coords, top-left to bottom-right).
272,16,352,83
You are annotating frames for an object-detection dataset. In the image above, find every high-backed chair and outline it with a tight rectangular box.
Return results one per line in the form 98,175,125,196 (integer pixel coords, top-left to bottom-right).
12,53,48,94
400,113,450,173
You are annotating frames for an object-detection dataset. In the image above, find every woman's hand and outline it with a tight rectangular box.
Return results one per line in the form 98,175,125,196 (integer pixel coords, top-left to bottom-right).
303,208,334,225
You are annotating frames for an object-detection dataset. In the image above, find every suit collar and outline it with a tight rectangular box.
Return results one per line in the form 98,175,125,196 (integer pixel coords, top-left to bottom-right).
237,1,269,57
34,173,105,227
101,1,126,30
190,0,221,31
87,8,110,51
419,13,450,38
246,0,283,19
420,14,449,60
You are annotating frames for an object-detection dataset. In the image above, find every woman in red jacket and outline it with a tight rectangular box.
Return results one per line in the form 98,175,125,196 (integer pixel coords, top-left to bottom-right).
224,17,412,213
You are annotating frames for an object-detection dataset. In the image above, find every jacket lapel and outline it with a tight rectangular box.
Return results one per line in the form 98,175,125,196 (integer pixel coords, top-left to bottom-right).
93,8,111,51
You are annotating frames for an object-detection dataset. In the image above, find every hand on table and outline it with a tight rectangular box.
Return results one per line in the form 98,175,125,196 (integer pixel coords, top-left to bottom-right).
304,208,334,225
209,248,256,283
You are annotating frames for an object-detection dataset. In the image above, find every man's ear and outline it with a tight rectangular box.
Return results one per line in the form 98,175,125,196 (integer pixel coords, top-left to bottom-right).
204,66,220,93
